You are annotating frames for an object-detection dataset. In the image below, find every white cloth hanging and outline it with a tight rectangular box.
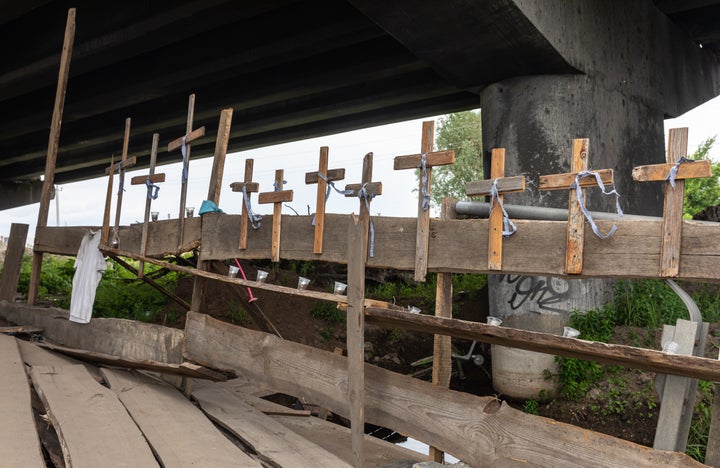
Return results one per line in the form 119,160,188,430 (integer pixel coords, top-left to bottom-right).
69,230,106,323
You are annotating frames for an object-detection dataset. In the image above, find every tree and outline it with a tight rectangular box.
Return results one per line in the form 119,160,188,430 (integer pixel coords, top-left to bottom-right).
683,136,719,218
425,110,483,206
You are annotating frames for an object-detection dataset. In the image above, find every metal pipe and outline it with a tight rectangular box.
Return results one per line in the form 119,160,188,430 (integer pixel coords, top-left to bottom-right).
454,201,659,222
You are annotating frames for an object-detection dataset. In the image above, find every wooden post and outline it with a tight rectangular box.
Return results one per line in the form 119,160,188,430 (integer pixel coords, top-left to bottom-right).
231,159,260,250
0,224,30,301
428,198,456,463
206,109,233,205
539,139,615,274
258,170,293,262
28,8,76,305
465,148,526,270
130,133,164,278
344,153,382,259
167,94,206,252
306,146,346,254
102,155,115,245
393,122,455,281
109,118,137,247
632,128,710,277
347,214,367,467
705,377,720,467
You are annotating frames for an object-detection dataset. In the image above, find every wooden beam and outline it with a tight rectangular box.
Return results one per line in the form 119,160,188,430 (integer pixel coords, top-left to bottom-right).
130,173,165,185
101,155,115,244
167,126,206,152
305,168,345,184
0,325,43,334
258,169,293,262
107,254,190,310
465,175,525,197
663,128,689,277
233,159,259,250
28,8,76,306
130,133,162,278
104,156,137,175
632,159,712,182
0,223,29,301
206,108,233,205
393,150,454,170
539,169,613,191
183,312,704,468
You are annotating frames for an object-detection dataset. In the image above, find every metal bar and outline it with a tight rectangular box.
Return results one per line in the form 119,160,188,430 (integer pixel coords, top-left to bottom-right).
455,201,658,222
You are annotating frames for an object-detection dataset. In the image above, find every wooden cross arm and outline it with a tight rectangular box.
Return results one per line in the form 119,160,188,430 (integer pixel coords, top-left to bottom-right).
305,168,346,184
539,169,614,191
466,176,526,197
230,182,260,193
105,156,137,174
258,190,294,204
167,126,206,152
344,182,382,197
130,173,165,185
394,150,455,170
632,160,712,182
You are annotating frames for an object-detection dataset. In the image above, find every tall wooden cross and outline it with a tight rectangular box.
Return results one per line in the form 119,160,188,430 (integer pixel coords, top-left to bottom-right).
130,133,165,278
539,139,615,274
632,128,712,277
394,121,455,281
167,94,206,251
306,146,346,254
344,152,382,259
465,148,525,270
230,159,260,250
104,118,137,247
258,170,293,262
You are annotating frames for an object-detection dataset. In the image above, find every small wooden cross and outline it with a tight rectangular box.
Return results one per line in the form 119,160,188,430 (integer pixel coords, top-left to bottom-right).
393,121,455,281
465,148,525,270
632,128,712,277
230,158,260,250
306,146,346,254
130,133,165,278
258,169,294,262
344,152,382,259
104,118,137,247
539,138,615,274
167,94,206,251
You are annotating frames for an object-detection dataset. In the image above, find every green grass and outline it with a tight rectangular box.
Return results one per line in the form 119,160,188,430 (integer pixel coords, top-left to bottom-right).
310,302,345,324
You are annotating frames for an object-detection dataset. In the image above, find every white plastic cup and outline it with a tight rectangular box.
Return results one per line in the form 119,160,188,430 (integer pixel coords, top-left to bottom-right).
334,281,347,295
407,306,421,314
297,276,311,290
228,265,240,278
256,270,269,283
487,316,502,326
563,326,581,338
150,211,159,222
185,206,195,218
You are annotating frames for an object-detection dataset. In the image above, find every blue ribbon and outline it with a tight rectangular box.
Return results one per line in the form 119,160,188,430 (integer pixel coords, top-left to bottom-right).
489,179,517,237
666,157,695,188
357,183,376,258
273,179,288,191
570,171,623,239
311,172,354,226
181,135,189,183
117,168,126,197
145,176,160,200
242,185,263,229
418,152,431,211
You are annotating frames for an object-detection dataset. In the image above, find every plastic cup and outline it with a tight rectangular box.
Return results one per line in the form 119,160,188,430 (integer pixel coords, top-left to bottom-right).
297,276,311,290
486,316,502,326
563,326,580,338
185,206,195,218
228,265,240,278
407,306,421,314
334,281,347,295
150,211,159,222
256,270,269,283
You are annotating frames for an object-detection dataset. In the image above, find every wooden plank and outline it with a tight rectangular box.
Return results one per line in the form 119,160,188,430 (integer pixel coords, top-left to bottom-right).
166,126,206,152
230,182,260,192
112,118,133,244
101,156,115,245
206,109,233,205
393,150,455,170
183,312,704,468
414,121,435,281
632,159,712,182
16,339,104,383
130,173,165,185
103,156,137,175
0,223,29,300
661,128,690,277
193,385,349,468
465,175,525,197
102,369,259,468
566,138,590,274
676,321,708,452
305,168,345,184
30,365,159,468
257,189,294,204
236,159,256,250
260,170,292,262
136,134,160,278
347,215,367,467
313,146,329,254
487,148,506,271
108,254,191,310
0,335,45,467
175,94,198,252
539,168,613,190
35,341,230,381
0,325,43,334
344,182,382,197
705,380,720,467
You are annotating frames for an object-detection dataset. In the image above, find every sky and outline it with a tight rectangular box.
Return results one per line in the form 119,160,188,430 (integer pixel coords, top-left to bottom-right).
1,95,719,243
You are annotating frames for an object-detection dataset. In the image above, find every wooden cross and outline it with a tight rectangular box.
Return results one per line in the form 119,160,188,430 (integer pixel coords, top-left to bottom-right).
632,128,711,277
344,152,382,259
305,146,346,254
130,133,165,278
103,118,137,247
230,158,260,250
393,121,455,281
539,138,615,274
465,148,525,270
258,169,294,262
167,94,206,251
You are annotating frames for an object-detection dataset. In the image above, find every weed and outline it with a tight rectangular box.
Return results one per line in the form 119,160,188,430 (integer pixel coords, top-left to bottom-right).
311,302,345,324
523,399,539,415
228,301,245,325
320,326,335,342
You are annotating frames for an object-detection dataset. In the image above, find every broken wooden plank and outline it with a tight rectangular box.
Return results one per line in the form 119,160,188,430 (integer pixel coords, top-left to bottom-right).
35,341,231,381
0,335,45,467
0,223,29,301
193,384,350,468
184,312,704,468
30,364,158,467
16,339,104,383
102,368,259,468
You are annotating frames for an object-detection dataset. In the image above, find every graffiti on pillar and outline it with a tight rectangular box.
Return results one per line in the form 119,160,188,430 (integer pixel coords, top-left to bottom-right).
499,274,570,313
